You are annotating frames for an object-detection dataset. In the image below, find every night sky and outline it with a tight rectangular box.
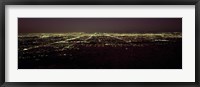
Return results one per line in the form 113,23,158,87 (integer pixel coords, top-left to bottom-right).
18,18,182,33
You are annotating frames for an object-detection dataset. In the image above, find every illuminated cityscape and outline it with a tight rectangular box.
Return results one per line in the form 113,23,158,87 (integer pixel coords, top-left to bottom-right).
18,32,182,69
18,18,182,69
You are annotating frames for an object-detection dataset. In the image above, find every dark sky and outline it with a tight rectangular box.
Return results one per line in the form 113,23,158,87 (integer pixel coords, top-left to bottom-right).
18,18,182,33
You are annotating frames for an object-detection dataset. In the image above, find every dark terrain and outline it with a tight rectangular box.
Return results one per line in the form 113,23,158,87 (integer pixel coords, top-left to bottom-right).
18,32,182,69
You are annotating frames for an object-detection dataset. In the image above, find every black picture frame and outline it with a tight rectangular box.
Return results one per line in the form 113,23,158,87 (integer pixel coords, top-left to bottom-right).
0,0,199,87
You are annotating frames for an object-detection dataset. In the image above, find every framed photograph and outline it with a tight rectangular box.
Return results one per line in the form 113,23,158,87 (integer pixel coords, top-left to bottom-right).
0,0,199,87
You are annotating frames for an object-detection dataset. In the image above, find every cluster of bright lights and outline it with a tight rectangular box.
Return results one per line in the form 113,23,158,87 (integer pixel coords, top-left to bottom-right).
18,32,182,59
